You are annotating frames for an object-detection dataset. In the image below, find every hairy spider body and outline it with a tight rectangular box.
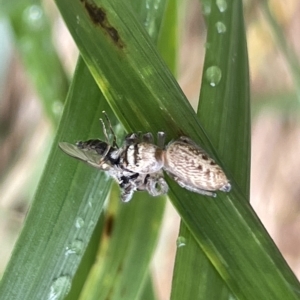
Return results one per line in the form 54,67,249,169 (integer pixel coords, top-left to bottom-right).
59,112,231,201
163,137,231,197
118,132,231,198
120,133,165,174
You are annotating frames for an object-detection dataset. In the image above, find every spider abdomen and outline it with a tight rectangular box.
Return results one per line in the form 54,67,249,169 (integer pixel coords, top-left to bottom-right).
163,137,231,193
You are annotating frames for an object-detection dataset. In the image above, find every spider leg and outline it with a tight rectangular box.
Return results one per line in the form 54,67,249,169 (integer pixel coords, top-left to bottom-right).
119,173,143,202
98,117,112,159
157,132,166,148
120,187,134,202
142,132,154,143
102,111,118,149
125,133,139,145
145,171,168,196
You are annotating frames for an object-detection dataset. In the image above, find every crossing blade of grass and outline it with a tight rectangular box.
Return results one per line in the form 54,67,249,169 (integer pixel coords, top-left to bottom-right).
171,224,229,300
77,1,173,299
198,0,251,192
0,0,173,299
79,189,165,300
157,0,178,75
172,1,250,299
65,212,106,300
138,273,157,300
54,0,300,298
0,58,114,299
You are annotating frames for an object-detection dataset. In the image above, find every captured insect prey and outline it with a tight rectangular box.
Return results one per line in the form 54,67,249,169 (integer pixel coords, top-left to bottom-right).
59,112,231,202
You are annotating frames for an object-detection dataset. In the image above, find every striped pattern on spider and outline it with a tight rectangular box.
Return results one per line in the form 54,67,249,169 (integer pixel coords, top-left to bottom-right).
59,112,231,202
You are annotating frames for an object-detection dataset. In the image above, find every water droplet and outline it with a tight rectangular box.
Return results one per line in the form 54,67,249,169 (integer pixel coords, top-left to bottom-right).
48,276,71,300
216,0,227,12
22,5,45,31
145,0,150,9
154,0,161,10
75,217,84,229
65,240,84,256
205,66,222,87
176,236,186,248
215,22,226,34
88,220,95,230
202,2,211,16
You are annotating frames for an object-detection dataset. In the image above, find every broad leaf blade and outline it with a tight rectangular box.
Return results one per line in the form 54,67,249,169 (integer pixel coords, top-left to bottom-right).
0,58,112,299
172,1,250,298
52,1,300,299
198,0,250,193
77,1,175,299
53,0,299,298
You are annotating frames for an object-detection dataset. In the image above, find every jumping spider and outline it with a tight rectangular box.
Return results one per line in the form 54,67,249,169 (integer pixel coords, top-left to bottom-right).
59,112,231,201
59,113,168,202
125,133,231,197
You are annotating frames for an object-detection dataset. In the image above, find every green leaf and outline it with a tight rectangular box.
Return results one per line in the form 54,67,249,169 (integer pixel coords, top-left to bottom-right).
138,274,157,300
157,0,178,74
0,1,172,299
76,2,172,299
1,0,299,299
172,0,250,297
0,58,112,299
65,213,106,300
5,0,69,125
171,224,229,300
79,188,165,300
50,0,300,299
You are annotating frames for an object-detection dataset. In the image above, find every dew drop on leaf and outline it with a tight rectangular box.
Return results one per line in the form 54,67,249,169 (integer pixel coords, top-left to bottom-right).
176,236,187,248
215,21,227,34
205,66,222,87
216,0,228,12
48,276,71,300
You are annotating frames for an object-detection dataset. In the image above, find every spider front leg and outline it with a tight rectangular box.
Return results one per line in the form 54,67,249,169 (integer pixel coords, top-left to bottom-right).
124,133,140,145
142,132,154,143
144,171,168,197
119,173,141,202
120,186,134,202
157,132,166,148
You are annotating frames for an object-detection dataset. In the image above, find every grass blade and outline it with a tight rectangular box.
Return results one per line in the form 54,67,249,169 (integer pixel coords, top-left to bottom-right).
0,58,112,299
52,0,300,298
172,1,250,298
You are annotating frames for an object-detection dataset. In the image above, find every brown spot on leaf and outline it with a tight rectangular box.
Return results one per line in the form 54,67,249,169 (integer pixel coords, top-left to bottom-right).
210,161,216,165
81,0,124,48
198,164,203,171
105,214,115,236
201,154,209,160
107,27,120,43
